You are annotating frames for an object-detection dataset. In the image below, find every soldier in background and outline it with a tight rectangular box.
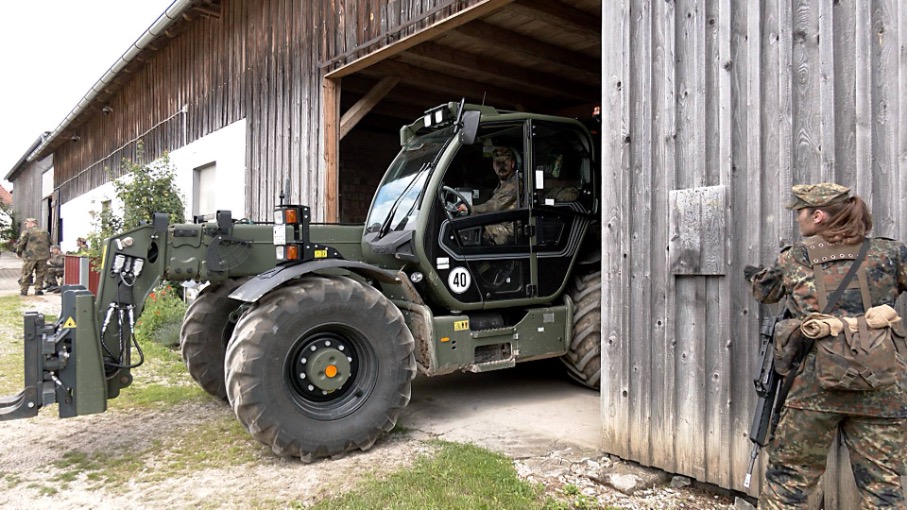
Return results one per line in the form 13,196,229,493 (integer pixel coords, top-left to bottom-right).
44,245,65,292
16,218,51,296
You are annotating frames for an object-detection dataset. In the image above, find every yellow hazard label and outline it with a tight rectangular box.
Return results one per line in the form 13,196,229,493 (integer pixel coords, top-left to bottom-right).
314,249,328,258
453,320,469,332
63,317,77,329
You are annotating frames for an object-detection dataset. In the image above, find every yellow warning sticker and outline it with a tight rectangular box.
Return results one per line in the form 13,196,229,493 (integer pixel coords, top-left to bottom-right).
63,317,77,329
314,249,328,258
453,320,469,332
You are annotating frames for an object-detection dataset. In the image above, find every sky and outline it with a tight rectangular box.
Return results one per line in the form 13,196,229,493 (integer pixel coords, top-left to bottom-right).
0,0,176,190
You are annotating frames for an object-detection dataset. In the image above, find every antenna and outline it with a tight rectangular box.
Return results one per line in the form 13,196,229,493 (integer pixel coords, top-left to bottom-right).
481,92,487,106
279,178,291,206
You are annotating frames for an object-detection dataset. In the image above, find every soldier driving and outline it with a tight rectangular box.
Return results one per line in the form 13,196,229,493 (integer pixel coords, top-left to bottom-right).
457,146,519,245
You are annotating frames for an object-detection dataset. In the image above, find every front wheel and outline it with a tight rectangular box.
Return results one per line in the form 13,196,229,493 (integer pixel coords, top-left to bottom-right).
180,278,248,400
560,270,601,389
225,275,416,461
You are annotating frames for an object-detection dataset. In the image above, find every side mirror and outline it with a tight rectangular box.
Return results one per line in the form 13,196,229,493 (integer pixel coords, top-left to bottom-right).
459,111,480,145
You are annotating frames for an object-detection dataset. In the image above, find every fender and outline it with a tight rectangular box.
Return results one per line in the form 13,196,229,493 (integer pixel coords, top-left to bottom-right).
228,259,401,303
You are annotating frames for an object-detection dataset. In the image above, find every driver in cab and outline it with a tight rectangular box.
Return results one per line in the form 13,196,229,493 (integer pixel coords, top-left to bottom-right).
457,146,518,245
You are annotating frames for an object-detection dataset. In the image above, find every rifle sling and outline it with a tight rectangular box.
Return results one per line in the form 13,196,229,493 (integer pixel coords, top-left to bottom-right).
769,238,870,430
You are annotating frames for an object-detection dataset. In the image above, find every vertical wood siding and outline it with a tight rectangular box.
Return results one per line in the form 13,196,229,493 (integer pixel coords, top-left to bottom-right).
51,0,480,221
602,0,906,504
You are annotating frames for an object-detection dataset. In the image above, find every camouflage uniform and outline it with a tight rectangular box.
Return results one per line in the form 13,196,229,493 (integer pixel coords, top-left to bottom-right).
45,247,65,289
16,220,51,295
473,148,519,245
748,183,907,509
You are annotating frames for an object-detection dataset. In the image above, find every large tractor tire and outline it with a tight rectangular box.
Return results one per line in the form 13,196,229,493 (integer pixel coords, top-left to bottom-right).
179,278,248,401
561,270,601,389
224,275,416,461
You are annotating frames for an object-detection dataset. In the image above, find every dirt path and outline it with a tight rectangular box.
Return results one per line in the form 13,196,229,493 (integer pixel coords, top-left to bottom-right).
0,294,739,509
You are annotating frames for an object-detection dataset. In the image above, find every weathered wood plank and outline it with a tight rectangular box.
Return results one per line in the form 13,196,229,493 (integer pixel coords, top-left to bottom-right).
600,0,631,461
627,0,653,467
649,0,676,471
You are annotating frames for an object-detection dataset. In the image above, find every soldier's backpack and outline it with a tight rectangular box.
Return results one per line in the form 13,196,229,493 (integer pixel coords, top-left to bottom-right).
805,238,905,391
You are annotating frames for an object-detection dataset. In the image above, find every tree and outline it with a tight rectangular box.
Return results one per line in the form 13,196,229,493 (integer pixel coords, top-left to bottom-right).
86,140,185,259
115,140,185,230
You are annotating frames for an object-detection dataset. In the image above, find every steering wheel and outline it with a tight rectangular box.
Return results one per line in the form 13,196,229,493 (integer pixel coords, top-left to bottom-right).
440,186,472,219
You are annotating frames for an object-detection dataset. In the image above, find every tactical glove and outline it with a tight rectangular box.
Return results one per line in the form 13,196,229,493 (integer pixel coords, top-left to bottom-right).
743,265,763,280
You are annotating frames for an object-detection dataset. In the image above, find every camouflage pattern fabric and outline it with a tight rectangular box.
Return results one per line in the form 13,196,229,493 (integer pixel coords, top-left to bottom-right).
473,173,518,245
17,226,51,293
749,236,907,417
45,252,65,287
787,182,851,210
758,408,905,509
473,173,518,214
16,226,50,260
749,235,907,508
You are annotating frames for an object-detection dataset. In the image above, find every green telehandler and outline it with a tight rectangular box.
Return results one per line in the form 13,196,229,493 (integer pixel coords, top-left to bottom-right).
0,101,602,461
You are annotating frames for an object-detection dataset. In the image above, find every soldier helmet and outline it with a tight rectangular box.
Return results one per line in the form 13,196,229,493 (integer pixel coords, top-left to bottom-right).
24,218,37,223
492,147,515,163
786,183,851,210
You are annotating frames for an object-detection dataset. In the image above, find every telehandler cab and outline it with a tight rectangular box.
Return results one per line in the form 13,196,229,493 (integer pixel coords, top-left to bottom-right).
0,101,602,461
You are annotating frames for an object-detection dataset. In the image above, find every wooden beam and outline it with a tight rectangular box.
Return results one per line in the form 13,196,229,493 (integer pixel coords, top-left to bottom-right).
340,76,400,139
454,21,600,80
402,42,599,100
509,0,600,39
323,77,340,222
325,0,517,78
365,60,546,110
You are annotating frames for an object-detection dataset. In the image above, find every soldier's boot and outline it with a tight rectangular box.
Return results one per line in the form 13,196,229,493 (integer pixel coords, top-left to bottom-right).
19,290,27,296
34,290,43,296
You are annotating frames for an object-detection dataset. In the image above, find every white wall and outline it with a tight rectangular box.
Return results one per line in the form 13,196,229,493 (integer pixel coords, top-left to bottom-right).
59,119,247,253
170,118,247,220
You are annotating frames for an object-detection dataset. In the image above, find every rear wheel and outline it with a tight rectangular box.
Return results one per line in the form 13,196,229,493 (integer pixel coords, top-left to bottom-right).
179,278,248,400
560,270,601,389
225,275,416,461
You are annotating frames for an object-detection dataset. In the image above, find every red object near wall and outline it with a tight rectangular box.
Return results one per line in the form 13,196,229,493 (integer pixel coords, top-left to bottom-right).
63,255,100,295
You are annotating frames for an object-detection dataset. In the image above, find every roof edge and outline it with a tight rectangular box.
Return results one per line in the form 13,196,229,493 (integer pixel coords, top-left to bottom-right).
27,0,195,162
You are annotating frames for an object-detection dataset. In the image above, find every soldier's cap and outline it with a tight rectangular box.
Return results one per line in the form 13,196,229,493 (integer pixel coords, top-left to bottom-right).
492,147,514,162
24,218,37,223
786,182,851,210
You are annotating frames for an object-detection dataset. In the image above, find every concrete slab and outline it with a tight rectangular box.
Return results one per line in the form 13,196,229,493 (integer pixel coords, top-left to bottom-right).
402,358,602,457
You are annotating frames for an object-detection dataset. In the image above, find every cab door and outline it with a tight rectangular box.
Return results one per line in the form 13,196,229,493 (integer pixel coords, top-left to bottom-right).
527,121,597,299
432,120,533,306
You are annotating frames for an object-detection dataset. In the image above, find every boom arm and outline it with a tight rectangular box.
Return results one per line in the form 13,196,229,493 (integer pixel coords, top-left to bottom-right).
0,212,279,421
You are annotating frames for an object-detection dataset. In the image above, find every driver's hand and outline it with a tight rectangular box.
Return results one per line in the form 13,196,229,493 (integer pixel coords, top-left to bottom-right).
457,204,468,214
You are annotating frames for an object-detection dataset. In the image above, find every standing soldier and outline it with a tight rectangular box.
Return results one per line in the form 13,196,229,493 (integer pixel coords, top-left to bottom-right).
16,218,51,296
745,183,906,508
44,245,65,292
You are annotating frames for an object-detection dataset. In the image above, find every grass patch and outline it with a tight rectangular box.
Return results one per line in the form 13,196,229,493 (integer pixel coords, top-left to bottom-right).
303,441,568,510
111,338,209,410
50,413,262,490
0,295,37,395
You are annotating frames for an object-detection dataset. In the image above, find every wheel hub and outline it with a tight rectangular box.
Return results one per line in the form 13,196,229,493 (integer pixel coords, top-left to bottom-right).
292,335,355,397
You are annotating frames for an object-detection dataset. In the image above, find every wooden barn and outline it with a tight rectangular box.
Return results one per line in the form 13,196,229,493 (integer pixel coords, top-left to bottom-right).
7,0,906,506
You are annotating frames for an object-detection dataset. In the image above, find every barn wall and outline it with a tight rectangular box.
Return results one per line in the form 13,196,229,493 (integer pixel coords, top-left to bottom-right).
602,0,906,503
50,0,481,222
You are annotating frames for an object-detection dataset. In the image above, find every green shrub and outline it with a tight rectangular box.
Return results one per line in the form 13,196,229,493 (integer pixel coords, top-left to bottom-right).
134,283,187,347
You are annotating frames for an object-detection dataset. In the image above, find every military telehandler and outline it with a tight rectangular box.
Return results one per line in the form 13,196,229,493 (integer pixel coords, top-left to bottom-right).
0,101,601,461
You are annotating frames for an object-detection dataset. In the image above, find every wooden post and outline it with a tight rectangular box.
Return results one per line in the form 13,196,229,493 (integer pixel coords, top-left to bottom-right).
323,77,340,223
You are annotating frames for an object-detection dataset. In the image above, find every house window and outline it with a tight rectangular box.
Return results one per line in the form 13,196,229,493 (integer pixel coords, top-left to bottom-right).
193,162,217,220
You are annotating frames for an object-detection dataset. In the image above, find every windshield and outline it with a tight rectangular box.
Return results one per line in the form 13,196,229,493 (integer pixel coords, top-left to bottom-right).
365,127,454,235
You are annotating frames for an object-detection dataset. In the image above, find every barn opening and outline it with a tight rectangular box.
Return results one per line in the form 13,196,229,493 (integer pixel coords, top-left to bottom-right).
323,0,602,223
